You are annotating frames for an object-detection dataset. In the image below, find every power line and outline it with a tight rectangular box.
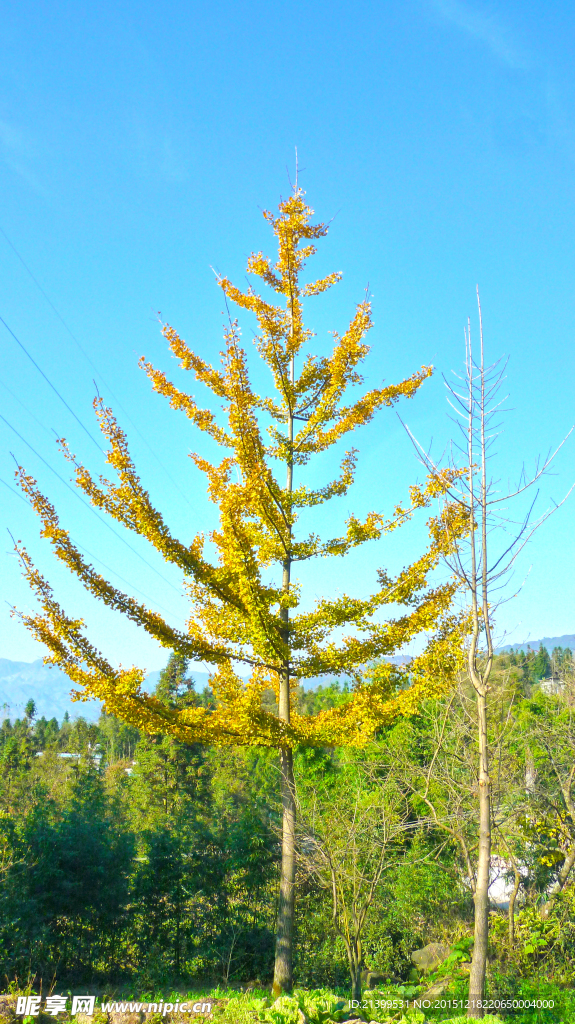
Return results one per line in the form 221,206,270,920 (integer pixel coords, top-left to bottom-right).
0,223,194,508
0,379,53,440
0,314,102,454
0,412,183,595
0,475,29,505
72,540,180,619
1,476,179,619
0,388,183,608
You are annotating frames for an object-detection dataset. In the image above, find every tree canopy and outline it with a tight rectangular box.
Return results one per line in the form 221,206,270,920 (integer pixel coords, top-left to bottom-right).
13,188,464,749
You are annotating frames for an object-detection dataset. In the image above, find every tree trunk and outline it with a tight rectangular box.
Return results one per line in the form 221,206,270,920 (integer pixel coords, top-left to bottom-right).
273,334,296,995
351,965,362,1004
175,892,181,976
508,865,521,947
273,745,296,995
342,931,363,1003
468,690,491,1018
351,933,363,1003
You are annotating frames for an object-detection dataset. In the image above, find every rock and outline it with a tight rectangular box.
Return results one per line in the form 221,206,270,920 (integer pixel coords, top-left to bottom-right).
410,941,450,973
364,972,388,990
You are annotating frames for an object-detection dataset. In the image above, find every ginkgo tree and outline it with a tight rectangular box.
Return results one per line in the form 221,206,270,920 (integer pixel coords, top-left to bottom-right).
13,186,466,993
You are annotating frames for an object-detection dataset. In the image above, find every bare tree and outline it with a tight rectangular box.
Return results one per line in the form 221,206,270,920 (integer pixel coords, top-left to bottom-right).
296,757,422,1001
406,289,571,1015
389,673,525,935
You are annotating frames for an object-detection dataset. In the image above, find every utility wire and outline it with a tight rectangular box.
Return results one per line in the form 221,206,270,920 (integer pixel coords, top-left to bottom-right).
72,540,180,619
0,314,102,454
0,379,53,440
0,475,28,505
0,412,183,596
1,476,179,619
0,224,194,508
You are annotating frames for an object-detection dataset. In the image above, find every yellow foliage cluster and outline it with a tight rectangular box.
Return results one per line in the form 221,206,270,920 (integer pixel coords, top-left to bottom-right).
13,189,466,747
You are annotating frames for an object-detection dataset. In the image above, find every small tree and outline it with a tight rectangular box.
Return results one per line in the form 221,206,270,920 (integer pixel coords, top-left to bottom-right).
410,291,570,1015
297,752,417,1000
389,672,526,948
531,645,552,683
130,653,204,827
24,699,36,723
13,186,464,992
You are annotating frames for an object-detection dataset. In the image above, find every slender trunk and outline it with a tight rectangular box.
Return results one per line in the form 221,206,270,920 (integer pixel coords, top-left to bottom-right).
467,298,493,1018
468,690,491,1017
351,961,362,1004
273,746,296,995
273,340,296,995
341,928,362,1002
353,932,363,1002
508,865,521,947
175,890,181,976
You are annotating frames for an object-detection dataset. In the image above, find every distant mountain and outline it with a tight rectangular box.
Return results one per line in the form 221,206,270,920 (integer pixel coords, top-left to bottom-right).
0,658,105,723
497,635,575,654
0,659,216,724
0,655,412,724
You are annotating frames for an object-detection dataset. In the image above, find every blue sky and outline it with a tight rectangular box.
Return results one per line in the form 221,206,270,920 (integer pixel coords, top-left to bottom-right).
0,0,574,673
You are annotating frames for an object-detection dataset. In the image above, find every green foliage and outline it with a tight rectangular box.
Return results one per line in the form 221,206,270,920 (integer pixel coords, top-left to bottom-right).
296,681,352,717
489,890,575,976
154,653,197,707
531,645,552,682
0,760,134,980
4,647,575,1003
436,1019,502,1024
249,989,347,1024
24,699,36,721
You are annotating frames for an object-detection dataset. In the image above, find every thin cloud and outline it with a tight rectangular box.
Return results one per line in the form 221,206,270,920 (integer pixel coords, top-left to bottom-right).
428,0,529,70
0,119,49,196
159,134,190,185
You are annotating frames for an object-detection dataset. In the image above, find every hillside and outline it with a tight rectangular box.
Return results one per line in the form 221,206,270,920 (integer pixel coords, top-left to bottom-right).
497,634,575,653
0,655,412,723
0,659,223,722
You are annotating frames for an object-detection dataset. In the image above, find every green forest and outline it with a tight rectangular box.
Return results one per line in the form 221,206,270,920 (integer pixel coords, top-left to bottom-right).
2,646,575,1024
